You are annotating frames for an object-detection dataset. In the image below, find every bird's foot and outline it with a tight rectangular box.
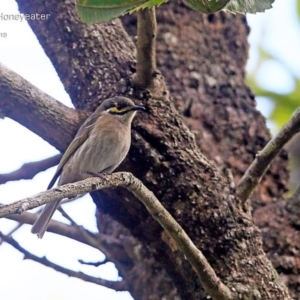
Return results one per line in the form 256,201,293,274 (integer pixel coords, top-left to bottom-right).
86,171,107,180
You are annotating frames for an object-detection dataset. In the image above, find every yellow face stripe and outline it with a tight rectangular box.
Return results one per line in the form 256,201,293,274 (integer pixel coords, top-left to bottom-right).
109,106,130,114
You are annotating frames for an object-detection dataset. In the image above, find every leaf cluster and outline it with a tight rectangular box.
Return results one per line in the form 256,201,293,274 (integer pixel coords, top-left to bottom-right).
76,0,275,23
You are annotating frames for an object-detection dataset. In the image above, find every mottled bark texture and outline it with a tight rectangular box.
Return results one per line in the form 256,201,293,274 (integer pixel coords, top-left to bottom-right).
0,63,87,152
12,0,298,298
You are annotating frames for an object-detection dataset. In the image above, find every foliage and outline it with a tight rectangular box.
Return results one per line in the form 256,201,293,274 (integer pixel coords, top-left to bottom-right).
246,0,300,192
76,0,275,24
247,49,300,130
226,0,274,14
246,0,300,131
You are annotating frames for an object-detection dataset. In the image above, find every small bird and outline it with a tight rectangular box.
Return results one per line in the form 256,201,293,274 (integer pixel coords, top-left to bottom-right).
31,96,145,238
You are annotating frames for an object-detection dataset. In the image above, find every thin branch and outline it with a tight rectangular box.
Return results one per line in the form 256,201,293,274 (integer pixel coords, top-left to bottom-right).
78,258,109,267
124,175,233,300
5,210,129,274
0,232,127,291
0,154,61,185
0,176,119,217
0,172,233,300
4,211,132,290
0,63,88,152
0,223,23,245
0,204,45,244
134,8,157,88
4,211,121,250
57,206,77,225
237,108,300,205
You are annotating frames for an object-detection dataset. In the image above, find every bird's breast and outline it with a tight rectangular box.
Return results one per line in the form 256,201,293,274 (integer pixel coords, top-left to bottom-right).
59,117,131,184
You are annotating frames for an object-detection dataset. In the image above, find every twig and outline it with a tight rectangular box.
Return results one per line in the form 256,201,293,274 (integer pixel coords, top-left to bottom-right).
0,232,127,291
79,258,109,267
0,172,233,300
237,108,300,205
124,175,233,300
0,154,61,185
57,206,77,225
0,223,23,245
4,210,129,273
134,8,157,88
4,212,132,290
0,204,46,244
4,208,123,252
6,212,128,266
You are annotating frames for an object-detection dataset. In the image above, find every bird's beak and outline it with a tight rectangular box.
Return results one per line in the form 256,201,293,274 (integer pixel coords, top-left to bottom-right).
131,105,146,112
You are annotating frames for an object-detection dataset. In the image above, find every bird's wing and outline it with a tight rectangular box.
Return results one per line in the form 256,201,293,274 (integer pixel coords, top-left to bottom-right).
47,111,101,189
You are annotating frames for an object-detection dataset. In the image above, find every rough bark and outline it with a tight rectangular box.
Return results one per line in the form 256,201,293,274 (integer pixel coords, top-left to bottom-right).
123,6,288,207
0,63,87,151
6,0,297,299
16,1,136,112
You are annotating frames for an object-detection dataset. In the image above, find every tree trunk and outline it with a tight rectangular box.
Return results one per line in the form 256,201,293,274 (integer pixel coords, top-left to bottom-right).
8,0,298,298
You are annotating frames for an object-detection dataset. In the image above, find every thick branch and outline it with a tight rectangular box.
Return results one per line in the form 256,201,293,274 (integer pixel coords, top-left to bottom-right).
9,1,291,298
0,63,87,151
237,108,300,204
1,172,232,300
0,233,127,291
16,1,136,111
0,154,61,184
134,8,157,88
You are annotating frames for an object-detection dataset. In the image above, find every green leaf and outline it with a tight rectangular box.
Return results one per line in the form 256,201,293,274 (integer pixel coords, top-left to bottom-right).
128,0,167,13
76,0,276,24
76,0,147,23
270,95,297,130
181,0,275,15
225,0,275,14
182,0,230,13
245,78,300,130
297,0,300,22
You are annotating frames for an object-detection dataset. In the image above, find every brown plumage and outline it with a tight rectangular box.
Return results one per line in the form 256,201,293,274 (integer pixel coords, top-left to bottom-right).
31,97,145,238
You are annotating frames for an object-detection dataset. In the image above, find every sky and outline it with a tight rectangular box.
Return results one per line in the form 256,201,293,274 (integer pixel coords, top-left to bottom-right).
0,0,299,299
247,0,300,130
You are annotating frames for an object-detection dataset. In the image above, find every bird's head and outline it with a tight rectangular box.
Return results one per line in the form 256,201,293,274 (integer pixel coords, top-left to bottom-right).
99,97,146,124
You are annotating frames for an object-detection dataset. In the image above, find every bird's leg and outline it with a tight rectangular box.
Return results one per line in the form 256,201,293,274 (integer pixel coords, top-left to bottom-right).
86,171,108,180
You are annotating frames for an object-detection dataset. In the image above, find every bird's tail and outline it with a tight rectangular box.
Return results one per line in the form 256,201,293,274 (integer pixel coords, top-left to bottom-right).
31,200,61,239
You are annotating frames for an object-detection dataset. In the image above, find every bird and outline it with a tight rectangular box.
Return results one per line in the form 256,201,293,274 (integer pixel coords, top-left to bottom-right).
31,96,145,238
